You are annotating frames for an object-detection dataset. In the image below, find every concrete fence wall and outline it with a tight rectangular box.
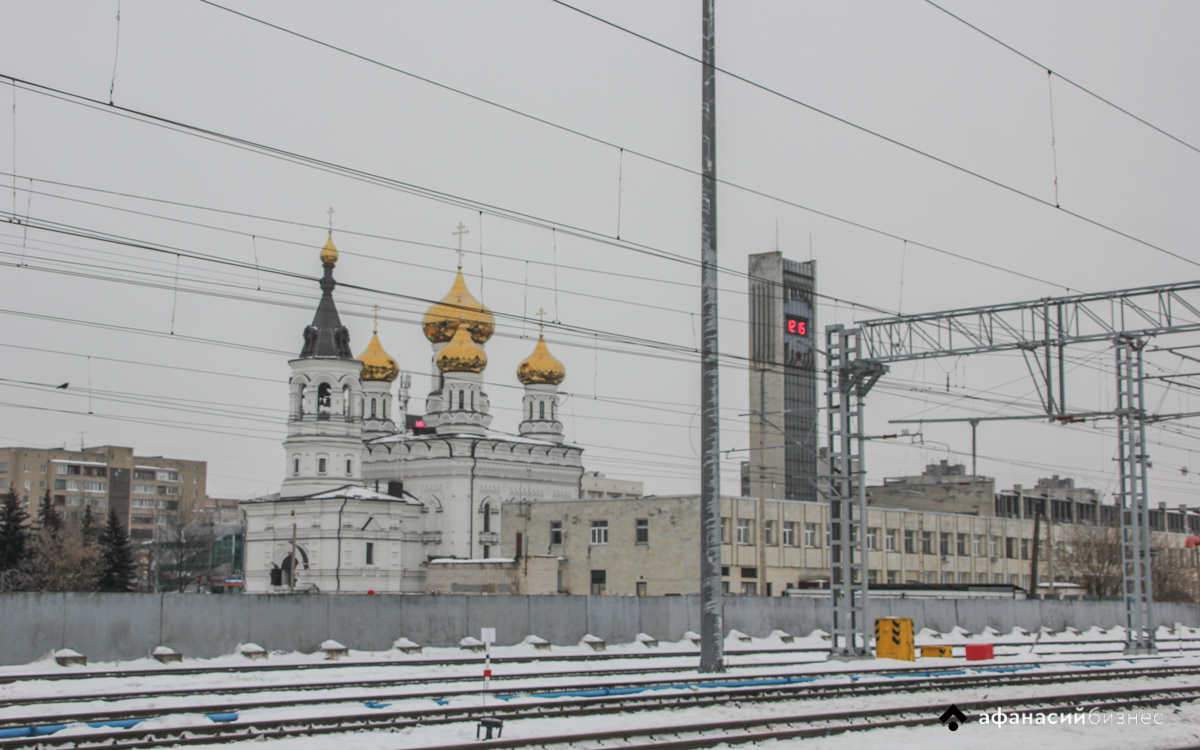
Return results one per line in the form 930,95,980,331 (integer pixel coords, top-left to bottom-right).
1,593,1197,666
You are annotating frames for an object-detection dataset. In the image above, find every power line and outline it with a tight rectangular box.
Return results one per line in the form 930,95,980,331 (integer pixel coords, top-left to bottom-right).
548,1,1200,272
923,0,1200,157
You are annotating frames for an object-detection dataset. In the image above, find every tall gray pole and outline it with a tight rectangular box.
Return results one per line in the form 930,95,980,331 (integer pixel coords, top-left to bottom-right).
698,0,724,673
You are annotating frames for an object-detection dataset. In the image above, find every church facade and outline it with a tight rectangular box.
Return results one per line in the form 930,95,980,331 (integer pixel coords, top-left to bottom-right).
241,233,584,593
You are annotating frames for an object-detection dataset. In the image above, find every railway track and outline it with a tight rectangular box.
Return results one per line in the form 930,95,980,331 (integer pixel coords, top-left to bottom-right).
1,660,1197,748
3,634,1196,686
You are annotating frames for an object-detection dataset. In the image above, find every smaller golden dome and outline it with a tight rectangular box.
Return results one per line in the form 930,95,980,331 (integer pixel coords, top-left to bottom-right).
320,233,339,265
422,267,494,344
517,335,565,385
436,323,487,373
356,333,399,382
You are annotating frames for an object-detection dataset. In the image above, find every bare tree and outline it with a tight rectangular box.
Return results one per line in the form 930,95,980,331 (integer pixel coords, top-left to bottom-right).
155,500,219,592
25,521,100,592
1057,524,1122,597
1152,544,1196,603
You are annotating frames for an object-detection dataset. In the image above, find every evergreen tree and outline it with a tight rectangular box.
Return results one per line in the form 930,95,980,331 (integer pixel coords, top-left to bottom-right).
96,509,136,592
0,488,29,572
37,490,62,536
81,505,95,546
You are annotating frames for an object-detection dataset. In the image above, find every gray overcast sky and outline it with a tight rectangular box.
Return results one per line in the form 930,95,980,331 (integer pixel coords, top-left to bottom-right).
1,1,1197,504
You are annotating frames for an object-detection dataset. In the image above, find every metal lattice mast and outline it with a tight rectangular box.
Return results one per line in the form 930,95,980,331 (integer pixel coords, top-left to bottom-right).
826,326,880,657
1116,339,1156,654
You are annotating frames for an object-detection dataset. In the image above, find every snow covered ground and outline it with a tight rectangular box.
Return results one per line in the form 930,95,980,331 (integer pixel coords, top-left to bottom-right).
3,625,1200,749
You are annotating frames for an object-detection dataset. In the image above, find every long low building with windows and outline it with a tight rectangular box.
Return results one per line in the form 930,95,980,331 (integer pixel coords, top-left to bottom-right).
500,494,1200,598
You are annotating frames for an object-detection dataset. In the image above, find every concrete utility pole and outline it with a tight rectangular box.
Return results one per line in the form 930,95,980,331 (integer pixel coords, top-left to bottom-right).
698,0,724,674
289,508,297,592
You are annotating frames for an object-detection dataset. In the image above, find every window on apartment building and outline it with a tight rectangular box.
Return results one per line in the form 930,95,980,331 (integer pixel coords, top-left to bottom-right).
990,536,1000,558
721,517,731,544
131,514,154,525
922,571,935,583
737,519,753,545
635,519,649,544
741,567,757,579
741,582,757,595
958,573,971,584
782,522,796,546
886,529,897,551
550,521,563,546
1021,538,1031,560
921,531,933,555
590,569,606,595
39,465,45,473
22,480,29,491
132,499,153,509
939,532,951,556
941,573,953,584
0,462,6,473
1006,537,1018,559
193,475,198,484
157,470,178,482
636,581,647,596
974,535,984,556
763,520,776,546
805,523,818,548
977,573,988,584
366,542,374,566
867,527,878,550
721,566,729,577
38,480,45,490
993,574,1004,584
957,533,968,556
904,530,915,553
23,464,29,473
886,571,899,584
590,520,609,545
868,569,878,584
133,469,155,481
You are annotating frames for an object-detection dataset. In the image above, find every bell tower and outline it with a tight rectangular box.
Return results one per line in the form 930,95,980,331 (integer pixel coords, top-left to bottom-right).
281,232,366,498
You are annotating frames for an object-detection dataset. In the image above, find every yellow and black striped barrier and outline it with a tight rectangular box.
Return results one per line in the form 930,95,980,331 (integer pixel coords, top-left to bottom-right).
920,645,953,658
874,617,914,661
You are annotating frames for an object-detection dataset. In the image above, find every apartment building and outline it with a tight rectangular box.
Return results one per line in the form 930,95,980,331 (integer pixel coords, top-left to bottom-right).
0,445,208,540
501,494,1200,597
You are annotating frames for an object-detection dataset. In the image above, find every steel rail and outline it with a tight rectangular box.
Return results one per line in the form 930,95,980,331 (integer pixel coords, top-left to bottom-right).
2,663,1198,748
2,681,1196,750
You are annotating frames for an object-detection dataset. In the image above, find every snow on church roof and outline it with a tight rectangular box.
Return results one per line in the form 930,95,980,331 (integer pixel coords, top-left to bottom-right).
243,485,421,505
368,429,580,449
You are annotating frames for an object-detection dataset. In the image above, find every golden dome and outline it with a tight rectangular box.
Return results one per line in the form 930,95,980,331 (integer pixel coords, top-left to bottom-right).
422,267,494,344
436,324,487,373
320,233,339,265
517,335,565,385
356,332,399,382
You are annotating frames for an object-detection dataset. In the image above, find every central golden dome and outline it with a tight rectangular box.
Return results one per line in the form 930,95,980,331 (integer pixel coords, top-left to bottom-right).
356,332,399,382
517,335,565,385
320,233,339,265
422,268,494,344
436,324,488,373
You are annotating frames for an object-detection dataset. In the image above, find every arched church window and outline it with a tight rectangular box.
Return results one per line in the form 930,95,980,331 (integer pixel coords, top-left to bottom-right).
482,504,491,532
318,457,327,474
383,399,389,418
552,399,556,419
470,390,475,411
528,402,533,420
292,456,300,476
539,401,545,420
317,383,332,417
371,398,377,418
459,390,464,410
298,385,306,418
346,458,353,475
342,385,351,417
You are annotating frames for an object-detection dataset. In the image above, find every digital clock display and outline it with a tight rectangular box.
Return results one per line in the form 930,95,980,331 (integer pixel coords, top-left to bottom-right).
785,313,809,337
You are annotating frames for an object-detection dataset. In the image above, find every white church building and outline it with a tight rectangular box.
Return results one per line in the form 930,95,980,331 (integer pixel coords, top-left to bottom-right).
241,233,584,593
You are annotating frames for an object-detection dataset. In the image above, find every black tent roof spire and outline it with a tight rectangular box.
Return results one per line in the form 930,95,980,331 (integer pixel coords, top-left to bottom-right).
299,233,353,359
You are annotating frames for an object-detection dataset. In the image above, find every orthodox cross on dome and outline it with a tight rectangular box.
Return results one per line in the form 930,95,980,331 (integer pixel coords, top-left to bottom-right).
536,307,547,333
327,206,336,232
452,222,469,268
372,304,381,334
